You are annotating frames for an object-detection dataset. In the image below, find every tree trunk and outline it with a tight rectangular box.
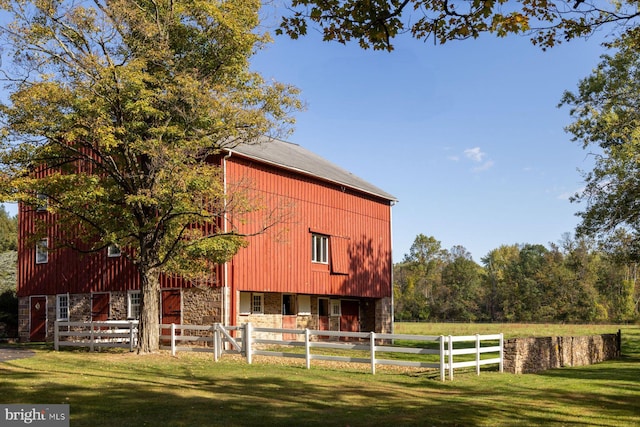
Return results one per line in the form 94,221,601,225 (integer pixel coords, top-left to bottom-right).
138,266,160,353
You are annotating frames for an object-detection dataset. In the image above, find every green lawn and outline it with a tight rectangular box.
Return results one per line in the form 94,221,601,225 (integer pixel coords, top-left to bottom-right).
1,323,638,426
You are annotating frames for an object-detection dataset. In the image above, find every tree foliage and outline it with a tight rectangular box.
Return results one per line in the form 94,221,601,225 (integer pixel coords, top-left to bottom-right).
394,232,638,322
278,0,640,51
560,29,640,249
0,205,17,252
394,234,448,320
0,0,300,352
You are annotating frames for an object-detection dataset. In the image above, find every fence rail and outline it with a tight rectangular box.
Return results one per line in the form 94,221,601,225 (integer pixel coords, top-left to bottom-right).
162,323,503,381
54,320,138,351
54,321,503,380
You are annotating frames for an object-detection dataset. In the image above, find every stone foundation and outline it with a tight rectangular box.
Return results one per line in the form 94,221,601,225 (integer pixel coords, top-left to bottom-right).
375,297,393,334
17,297,29,341
503,332,621,374
19,289,391,342
182,287,223,325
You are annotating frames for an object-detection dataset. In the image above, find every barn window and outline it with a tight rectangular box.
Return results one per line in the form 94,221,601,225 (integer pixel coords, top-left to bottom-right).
239,292,251,315
282,294,296,315
330,299,341,317
240,292,264,315
35,238,48,264
128,291,141,319
36,193,48,212
330,236,350,274
318,298,329,317
252,293,264,314
311,234,328,264
56,294,69,320
107,244,121,258
298,295,311,315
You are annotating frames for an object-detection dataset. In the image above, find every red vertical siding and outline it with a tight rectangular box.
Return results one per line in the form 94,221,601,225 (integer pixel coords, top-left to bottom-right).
226,156,393,298
17,202,143,297
17,151,392,300
17,203,220,296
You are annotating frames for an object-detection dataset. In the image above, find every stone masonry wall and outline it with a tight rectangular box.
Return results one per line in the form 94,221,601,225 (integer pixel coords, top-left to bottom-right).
182,287,223,325
375,297,393,334
17,297,28,341
503,333,621,374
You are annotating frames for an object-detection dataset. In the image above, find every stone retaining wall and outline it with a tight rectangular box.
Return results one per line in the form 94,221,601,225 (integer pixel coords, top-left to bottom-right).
503,332,621,374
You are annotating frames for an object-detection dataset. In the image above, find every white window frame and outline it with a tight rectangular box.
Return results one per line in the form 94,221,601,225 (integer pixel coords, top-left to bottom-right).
252,293,264,315
330,299,341,317
35,238,48,264
36,193,48,212
107,244,121,258
311,234,328,264
56,294,69,321
127,290,141,319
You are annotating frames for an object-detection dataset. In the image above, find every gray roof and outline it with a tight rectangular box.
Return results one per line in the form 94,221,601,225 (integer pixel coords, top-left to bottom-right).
228,138,397,202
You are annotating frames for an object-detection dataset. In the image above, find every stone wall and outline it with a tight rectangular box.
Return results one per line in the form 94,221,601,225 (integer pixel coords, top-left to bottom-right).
17,297,29,341
375,297,393,334
182,287,222,325
503,332,621,374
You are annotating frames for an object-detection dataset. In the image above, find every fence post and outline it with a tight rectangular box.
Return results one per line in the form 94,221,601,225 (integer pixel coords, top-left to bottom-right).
54,320,59,351
305,329,311,369
448,335,453,380
439,335,445,381
476,334,481,376
213,324,219,362
245,322,253,365
370,331,376,375
171,323,176,356
90,322,95,352
129,321,135,352
499,333,504,373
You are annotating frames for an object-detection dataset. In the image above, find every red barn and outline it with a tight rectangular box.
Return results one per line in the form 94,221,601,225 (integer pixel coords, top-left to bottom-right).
17,138,396,341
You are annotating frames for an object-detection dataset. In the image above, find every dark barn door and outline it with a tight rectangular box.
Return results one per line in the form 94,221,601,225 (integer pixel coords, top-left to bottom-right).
29,296,47,342
282,295,297,341
317,299,330,338
340,300,359,335
162,290,182,324
92,293,110,322
161,290,182,343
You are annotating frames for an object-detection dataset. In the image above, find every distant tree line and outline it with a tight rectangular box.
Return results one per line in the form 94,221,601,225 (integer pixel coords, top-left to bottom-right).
0,205,17,337
394,233,639,323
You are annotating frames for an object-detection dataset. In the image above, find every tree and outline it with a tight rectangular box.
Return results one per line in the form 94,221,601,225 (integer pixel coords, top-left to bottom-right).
597,229,639,320
0,205,17,252
560,30,640,247
393,234,447,320
278,1,640,51
481,244,520,321
0,0,300,352
436,246,484,321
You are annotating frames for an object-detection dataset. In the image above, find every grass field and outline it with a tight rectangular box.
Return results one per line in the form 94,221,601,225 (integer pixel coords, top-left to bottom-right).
1,323,638,426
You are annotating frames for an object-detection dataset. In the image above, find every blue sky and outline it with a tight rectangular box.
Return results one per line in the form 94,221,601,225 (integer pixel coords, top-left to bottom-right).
250,27,610,263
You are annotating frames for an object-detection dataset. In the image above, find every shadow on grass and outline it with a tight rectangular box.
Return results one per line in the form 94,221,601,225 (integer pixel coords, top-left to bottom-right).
0,359,475,427
2,327,639,427
2,352,639,427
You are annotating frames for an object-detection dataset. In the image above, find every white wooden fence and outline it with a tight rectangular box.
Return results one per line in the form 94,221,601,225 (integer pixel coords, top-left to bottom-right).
54,320,138,351
53,321,503,380
160,323,503,381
